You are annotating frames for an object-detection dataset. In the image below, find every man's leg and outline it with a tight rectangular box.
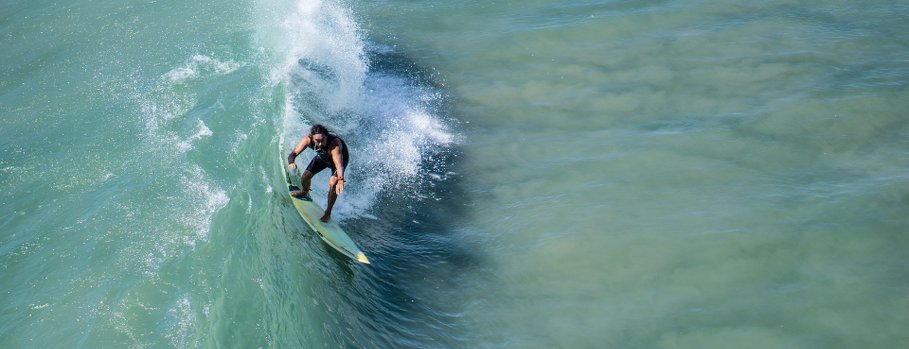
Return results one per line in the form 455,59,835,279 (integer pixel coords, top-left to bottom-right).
292,170,314,198
321,176,340,222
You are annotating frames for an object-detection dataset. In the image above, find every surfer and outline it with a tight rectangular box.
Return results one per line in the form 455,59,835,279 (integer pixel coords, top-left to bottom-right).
287,124,349,222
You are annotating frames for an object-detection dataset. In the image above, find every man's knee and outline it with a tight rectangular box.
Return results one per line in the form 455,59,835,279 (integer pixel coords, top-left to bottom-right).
301,171,314,180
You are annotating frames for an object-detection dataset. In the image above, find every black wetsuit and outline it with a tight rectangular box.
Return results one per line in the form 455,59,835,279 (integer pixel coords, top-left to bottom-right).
305,134,349,176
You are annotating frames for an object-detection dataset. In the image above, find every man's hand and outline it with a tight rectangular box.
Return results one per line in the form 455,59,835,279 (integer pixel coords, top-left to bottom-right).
335,178,344,195
288,163,297,170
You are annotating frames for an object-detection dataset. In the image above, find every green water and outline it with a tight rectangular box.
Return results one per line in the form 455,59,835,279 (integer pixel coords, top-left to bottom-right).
2,0,908,348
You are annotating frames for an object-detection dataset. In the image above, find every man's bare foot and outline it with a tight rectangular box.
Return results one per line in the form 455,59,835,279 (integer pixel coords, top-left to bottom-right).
320,214,331,223
291,189,311,200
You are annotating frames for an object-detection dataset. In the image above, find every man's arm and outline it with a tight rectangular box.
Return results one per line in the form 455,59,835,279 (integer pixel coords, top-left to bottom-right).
330,140,345,194
287,135,312,168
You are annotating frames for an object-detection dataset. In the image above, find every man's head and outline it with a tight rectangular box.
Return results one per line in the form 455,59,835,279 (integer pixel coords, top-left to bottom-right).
310,124,330,149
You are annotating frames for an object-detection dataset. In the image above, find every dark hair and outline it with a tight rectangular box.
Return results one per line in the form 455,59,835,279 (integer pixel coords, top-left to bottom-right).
310,124,330,136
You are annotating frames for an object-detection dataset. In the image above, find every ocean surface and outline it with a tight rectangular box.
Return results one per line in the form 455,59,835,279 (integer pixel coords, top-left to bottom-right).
2,0,908,347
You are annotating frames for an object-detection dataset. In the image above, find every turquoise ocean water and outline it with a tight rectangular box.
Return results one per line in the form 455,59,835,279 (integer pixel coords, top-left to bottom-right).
2,0,908,347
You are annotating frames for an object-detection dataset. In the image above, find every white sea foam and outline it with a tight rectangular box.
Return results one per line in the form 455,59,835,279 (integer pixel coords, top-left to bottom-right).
123,51,236,278
260,166,273,194
229,131,248,156
164,55,241,83
269,0,367,112
179,165,229,246
123,83,229,275
176,119,214,153
164,67,197,82
165,296,197,347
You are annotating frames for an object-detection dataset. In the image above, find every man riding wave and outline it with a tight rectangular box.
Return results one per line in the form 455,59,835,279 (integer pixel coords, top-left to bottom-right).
287,124,349,223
